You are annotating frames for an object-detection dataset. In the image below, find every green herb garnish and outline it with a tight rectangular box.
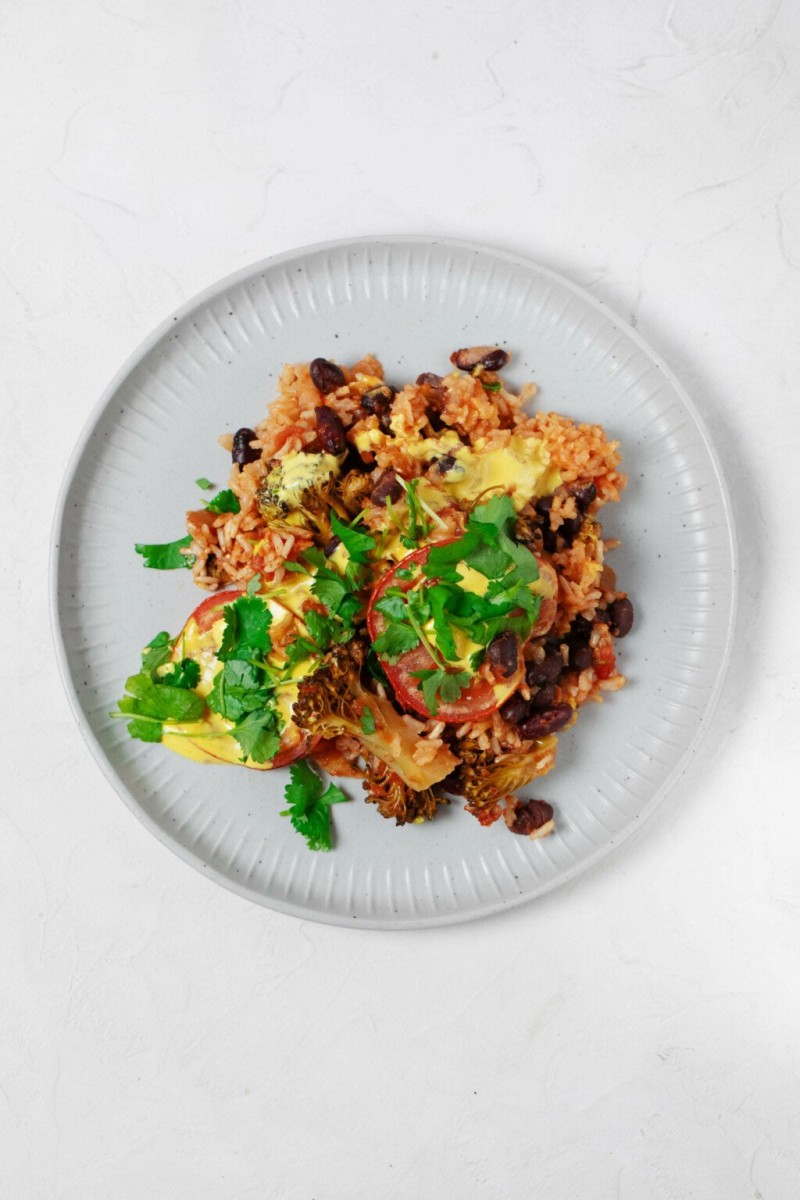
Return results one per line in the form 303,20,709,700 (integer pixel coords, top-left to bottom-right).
205,488,241,514
195,477,214,490
280,760,350,852
135,536,195,570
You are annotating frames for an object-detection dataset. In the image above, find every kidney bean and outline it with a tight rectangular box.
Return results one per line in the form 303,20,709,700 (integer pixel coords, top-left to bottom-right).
593,606,610,625
526,651,563,687
370,469,403,507
433,453,456,474
518,703,573,740
450,345,509,372
324,535,341,558
416,372,443,387
609,597,634,638
310,357,346,394
508,798,554,837
499,693,531,725
569,481,597,511
232,427,259,469
361,384,395,414
530,682,557,709
314,406,347,455
487,630,519,679
534,494,554,518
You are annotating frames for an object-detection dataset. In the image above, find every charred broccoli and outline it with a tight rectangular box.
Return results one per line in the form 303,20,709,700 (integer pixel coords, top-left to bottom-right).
452,736,558,825
293,640,457,794
363,755,446,826
256,453,373,544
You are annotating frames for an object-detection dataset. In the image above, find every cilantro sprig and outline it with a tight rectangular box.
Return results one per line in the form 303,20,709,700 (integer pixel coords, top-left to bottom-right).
112,631,204,742
135,536,195,570
280,760,350,852
369,494,545,714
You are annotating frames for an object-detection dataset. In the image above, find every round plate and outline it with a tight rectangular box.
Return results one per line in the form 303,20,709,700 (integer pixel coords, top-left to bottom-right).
51,236,737,928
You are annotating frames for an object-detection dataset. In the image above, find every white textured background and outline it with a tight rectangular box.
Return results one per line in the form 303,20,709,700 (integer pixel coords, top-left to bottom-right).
2,1,800,1196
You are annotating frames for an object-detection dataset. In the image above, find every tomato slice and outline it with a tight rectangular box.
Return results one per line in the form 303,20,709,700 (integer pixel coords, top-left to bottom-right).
367,538,551,724
167,587,308,769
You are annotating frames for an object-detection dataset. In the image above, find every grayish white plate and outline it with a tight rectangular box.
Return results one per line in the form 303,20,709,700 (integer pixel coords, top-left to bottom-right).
51,236,737,928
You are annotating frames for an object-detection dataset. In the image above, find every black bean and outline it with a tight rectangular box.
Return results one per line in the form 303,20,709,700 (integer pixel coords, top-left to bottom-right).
314,406,347,455
487,631,519,679
499,693,531,725
570,481,597,511
558,515,583,547
609,597,634,638
569,615,593,642
232,427,259,469
569,644,593,673
416,372,443,387
541,526,557,553
370,469,403,507
530,682,556,709
324,535,341,558
507,798,554,837
534,494,554,518
433,454,456,474
378,408,394,435
526,651,563,687
361,384,395,414
450,345,509,372
310,357,346,394
426,407,445,432
518,703,573,740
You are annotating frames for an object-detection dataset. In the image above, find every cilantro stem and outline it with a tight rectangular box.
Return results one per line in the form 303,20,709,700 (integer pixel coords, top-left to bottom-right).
404,591,447,670
109,712,234,738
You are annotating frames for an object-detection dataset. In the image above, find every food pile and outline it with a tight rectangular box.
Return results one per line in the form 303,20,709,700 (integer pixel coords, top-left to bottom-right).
116,346,633,850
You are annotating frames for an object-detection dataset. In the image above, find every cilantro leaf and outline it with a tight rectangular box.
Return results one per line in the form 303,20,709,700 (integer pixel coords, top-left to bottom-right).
119,673,204,723
231,709,281,764
330,512,376,564
409,667,471,715
282,561,309,574
464,540,511,580
280,760,349,852
246,573,263,596
375,593,408,622
428,586,457,661
195,477,213,490
160,658,201,690
205,488,241,514
127,717,164,743
135,536,194,570
284,636,319,672
371,622,419,663
360,707,376,735
468,493,517,531
218,594,273,661
140,631,174,675
207,660,273,722
311,572,348,614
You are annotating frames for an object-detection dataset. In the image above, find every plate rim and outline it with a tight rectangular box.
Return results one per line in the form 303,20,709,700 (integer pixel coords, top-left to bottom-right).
49,233,739,929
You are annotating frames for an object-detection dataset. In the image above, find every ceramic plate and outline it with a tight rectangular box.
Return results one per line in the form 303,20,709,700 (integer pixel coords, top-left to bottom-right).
51,236,736,928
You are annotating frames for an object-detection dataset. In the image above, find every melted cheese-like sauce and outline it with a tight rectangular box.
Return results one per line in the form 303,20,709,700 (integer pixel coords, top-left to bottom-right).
161,575,318,766
354,428,561,513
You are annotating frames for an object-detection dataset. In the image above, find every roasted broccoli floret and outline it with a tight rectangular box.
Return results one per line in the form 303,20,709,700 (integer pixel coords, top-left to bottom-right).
362,755,446,826
339,469,373,515
293,640,457,795
452,736,558,825
256,451,350,543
